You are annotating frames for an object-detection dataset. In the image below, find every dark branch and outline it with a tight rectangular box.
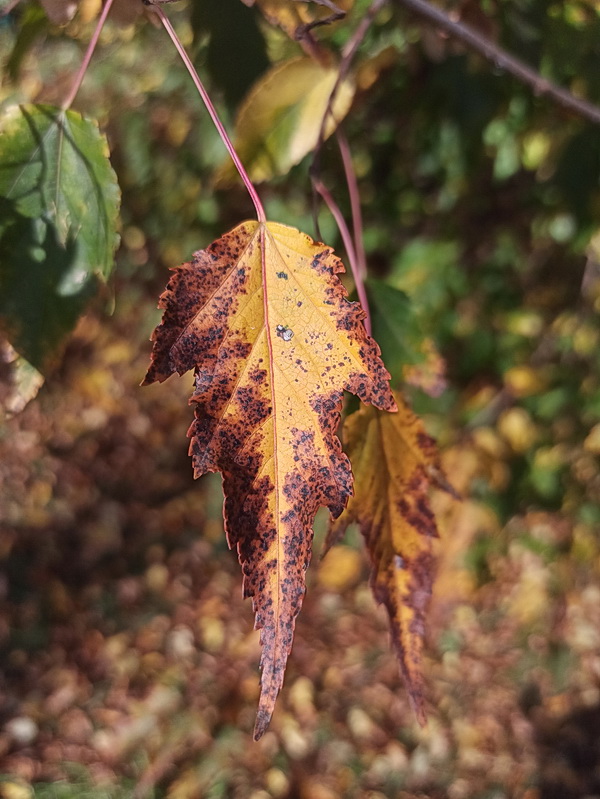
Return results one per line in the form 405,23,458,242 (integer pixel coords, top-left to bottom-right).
309,0,387,255
294,0,346,39
393,0,600,126
314,0,388,161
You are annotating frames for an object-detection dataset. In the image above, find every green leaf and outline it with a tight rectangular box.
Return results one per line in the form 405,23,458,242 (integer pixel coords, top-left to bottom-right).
0,104,121,371
0,104,120,284
367,278,424,379
0,209,92,371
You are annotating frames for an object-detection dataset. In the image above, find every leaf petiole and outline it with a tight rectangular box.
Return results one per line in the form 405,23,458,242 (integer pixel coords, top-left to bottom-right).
61,0,116,111
312,176,372,336
153,5,267,224
336,130,367,280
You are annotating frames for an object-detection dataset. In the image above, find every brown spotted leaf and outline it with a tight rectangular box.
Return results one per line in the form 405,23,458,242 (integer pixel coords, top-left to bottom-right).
143,220,395,738
325,391,454,724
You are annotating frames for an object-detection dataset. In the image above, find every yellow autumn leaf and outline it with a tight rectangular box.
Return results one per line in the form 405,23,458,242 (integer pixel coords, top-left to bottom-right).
216,57,355,184
144,220,395,738
403,337,447,398
241,0,353,40
0,781,33,799
240,0,312,39
318,545,363,591
326,392,454,724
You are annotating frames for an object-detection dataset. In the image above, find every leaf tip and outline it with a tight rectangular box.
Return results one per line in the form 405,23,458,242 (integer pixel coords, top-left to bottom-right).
408,689,428,728
431,468,460,501
253,707,273,741
140,364,162,386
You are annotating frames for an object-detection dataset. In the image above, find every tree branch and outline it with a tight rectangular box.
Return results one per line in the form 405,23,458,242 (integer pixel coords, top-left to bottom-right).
393,0,600,127
310,0,387,241
294,0,346,39
314,0,387,161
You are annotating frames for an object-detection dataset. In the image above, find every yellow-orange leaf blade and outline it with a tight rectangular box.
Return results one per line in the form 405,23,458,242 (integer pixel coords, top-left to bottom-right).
326,392,452,724
144,221,395,738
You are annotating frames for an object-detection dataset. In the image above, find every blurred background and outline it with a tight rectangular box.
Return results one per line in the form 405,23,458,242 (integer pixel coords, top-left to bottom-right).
2,0,600,796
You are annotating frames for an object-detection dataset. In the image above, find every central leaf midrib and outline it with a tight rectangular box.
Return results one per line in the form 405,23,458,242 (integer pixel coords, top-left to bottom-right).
261,224,284,662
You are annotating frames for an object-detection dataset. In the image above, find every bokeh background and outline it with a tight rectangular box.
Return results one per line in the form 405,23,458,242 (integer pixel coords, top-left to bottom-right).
2,0,600,796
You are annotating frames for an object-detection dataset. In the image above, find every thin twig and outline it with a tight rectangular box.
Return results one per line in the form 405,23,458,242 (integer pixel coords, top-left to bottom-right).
295,0,346,39
336,129,367,280
313,178,372,336
309,1,386,335
61,0,116,111
310,0,387,306
153,5,266,223
308,0,386,329
314,0,388,162
393,0,600,127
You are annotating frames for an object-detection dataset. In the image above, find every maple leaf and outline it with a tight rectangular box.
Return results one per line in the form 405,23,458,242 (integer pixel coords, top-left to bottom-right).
326,392,454,724
143,220,395,738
